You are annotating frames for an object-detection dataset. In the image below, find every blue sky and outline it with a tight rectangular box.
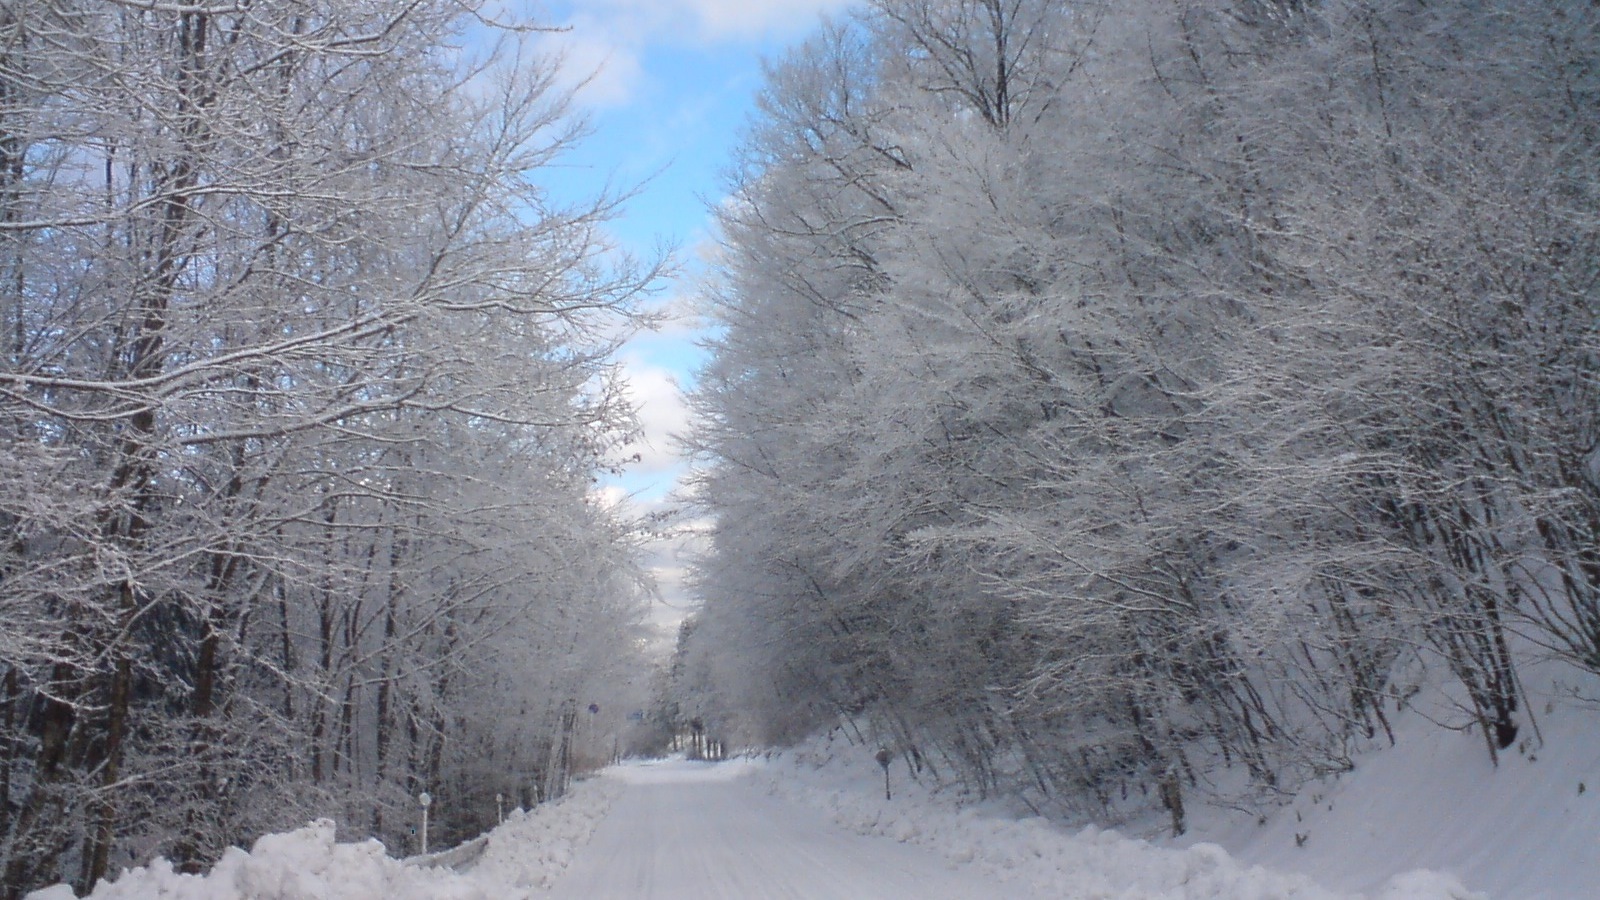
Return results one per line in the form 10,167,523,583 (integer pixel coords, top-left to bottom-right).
531,0,861,504
525,0,861,634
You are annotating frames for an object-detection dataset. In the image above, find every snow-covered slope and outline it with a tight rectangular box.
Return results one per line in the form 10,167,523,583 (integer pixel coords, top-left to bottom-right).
758,668,1600,900
757,737,1478,899
1183,674,1600,900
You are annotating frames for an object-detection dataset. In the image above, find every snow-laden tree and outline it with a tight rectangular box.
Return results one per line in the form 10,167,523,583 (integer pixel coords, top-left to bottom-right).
688,0,1599,834
0,2,654,893
1194,0,1600,762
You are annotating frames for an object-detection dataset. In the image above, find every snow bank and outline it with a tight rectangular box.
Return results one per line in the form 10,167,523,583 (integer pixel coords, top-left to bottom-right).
24,777,620,900
1186,675,1600,900
756,738,1481,900
465,776,623,892
25,822,479,900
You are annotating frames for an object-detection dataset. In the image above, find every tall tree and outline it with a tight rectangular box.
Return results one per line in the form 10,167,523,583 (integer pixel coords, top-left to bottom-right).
0,2,654,893
688,0,1599,834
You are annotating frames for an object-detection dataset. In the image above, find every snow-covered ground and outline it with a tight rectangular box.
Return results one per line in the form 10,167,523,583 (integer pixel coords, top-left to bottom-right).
24,776,622,900
32,686,1597,899
545,758,1005,898
757,739,1475,900
757,671,1600,900
1182,677,1600,900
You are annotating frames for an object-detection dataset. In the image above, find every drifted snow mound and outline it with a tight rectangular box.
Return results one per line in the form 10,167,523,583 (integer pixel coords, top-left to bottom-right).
758,741,1482,900
26,822,475,900
24,777,620,900
464,777,623,892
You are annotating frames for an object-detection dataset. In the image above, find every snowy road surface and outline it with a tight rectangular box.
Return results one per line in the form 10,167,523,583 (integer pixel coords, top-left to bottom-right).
546,759,1017,899
30,752,1484,899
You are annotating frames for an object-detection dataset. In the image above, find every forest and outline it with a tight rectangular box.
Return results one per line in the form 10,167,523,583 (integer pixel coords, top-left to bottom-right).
5,0,1600,895
0,2,657,896
678,0,1600,840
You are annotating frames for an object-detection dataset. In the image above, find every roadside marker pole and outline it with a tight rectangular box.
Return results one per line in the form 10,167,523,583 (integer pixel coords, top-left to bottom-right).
418,791,432,854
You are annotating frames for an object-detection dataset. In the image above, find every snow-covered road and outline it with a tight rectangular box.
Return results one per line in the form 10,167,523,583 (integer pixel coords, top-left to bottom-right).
30,750,1489,899
546,759,1015,899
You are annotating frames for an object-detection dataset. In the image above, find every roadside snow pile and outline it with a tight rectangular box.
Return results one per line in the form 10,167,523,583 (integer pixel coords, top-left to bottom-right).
24,822,477,900
23,777,620,900
464,776,623,892
757,738,1481,900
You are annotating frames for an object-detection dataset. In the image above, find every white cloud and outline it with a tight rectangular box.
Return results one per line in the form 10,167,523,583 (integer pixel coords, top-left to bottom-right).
645,564,695,634
618,357,691,476
538,23,647,108
638,287,710,342
562,0,856,40
639,506,714,645
539,0,863,109
684,0,859,39
593,482,633,510
591,486,709,648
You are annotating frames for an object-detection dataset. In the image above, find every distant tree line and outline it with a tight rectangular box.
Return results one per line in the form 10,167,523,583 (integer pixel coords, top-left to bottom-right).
683,0,1600,836
0,2,654,895
641,619,728,761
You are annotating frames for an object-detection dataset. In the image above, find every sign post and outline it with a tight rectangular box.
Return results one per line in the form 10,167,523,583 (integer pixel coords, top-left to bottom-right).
875,748,892,800
418,791,432,854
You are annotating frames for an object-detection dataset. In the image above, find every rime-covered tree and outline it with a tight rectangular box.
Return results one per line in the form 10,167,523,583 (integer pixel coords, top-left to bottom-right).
688,0,1599,834
0,2,654,893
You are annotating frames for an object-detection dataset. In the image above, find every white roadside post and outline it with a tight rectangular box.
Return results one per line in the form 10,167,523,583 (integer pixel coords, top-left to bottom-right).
496,792,504,825
418,791,432,854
